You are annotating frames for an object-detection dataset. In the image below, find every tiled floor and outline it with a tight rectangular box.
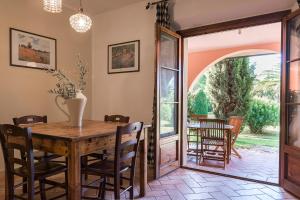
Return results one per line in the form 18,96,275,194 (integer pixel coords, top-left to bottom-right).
0,168,297,200
186,148,279,184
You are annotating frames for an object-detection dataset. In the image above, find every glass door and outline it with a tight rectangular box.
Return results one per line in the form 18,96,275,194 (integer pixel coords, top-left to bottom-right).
155,25,182,178
281,9,300,198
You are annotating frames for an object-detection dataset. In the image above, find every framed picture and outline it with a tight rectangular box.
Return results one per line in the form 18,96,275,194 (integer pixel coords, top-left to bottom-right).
10,28,57,70
108,40,140,74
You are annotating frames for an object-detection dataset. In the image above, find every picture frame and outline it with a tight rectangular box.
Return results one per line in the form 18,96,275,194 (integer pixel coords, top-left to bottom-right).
10,28,57,70
108,40,140,74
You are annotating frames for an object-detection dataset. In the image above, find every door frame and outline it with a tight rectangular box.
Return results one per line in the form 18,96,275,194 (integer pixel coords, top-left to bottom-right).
154,25,182,178
176,10,291,185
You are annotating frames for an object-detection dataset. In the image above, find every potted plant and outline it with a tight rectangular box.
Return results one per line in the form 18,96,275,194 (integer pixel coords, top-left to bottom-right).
46,55,88,127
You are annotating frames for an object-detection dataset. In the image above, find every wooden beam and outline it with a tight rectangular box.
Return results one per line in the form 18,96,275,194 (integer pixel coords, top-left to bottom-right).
177,10,291,38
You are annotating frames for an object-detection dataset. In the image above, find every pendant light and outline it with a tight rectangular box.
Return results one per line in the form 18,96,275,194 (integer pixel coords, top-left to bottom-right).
43,0,62,13
69,0,92,33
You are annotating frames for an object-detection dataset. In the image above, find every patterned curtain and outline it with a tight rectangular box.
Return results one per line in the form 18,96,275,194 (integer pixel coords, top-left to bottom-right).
156,1,170,29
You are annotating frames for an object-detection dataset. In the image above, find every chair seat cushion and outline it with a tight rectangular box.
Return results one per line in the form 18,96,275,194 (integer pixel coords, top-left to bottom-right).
14,161,66,178
85,160,129,176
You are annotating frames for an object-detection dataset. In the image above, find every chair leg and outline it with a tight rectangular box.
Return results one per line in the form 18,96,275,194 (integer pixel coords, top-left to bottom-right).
22,177,27,193
232,147,242,158
27,178,35,200
39,179,46,200
129,187,134,200
101,177,106,200
64,170,68,197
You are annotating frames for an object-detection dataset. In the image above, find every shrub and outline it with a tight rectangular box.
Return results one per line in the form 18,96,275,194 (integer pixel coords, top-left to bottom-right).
247,99,279,134
191,90,208,115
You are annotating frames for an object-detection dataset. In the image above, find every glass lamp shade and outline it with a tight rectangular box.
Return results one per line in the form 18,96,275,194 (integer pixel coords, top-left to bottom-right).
43,0,62,13
69,10,92,33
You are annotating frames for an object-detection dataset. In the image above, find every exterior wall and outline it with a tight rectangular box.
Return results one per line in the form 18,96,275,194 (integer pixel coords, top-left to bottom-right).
188,43,281,87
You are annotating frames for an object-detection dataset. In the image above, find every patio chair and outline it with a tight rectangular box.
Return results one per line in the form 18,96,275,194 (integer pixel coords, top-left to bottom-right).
228,116,244,158
187,114,207,164
200,119,227,168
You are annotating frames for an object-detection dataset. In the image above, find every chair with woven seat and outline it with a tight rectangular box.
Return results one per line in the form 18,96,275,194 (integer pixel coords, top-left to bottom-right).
228,116,244,158
0,124,67,200
81,122,143,200
83,114,130,163
13,115,62,162
200,119,227,168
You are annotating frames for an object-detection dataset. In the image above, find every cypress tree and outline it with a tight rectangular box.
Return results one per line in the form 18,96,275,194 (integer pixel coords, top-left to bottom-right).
207,57,255,119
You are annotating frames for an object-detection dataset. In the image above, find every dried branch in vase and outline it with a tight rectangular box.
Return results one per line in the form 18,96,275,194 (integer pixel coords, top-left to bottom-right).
45,55,88,99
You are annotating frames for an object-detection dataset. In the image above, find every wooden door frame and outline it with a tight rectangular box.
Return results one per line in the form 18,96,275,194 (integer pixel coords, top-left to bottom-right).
280,9,300,196
155,25,182,179
177,10,291,185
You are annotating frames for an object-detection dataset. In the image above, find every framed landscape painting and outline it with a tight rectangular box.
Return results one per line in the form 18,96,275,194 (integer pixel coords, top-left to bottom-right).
108,40,140,74
10,28,57,70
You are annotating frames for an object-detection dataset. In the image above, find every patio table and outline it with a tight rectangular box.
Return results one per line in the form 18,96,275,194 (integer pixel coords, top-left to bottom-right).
187,123,234,164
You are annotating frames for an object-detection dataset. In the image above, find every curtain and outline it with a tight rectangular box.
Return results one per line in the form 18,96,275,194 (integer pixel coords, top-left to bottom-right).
156,1,170,29
148,0,171,166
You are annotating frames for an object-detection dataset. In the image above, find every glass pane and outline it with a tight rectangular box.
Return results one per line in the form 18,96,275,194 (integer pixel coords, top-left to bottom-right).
288,15,300,61
160,68,178,102
288,105,300,147
160,32,178,69
160,103,178,137
288,61,300,103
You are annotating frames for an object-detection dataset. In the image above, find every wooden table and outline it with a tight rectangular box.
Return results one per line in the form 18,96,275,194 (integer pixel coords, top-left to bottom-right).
187,123,234,164
6,120,149,200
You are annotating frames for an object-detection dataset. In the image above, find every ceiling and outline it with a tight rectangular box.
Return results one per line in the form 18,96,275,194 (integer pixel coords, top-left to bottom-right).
188,22,281,52
63,0,146,15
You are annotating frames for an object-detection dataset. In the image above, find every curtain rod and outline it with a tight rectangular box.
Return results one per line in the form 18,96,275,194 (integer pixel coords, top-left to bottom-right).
146,0,168,10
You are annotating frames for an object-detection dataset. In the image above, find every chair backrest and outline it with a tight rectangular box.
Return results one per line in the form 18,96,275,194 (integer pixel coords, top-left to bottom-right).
0,124,35,198
228,116,244,139
199,118,225,140
104,115,130,123
13,115,47,126
114,122,143,184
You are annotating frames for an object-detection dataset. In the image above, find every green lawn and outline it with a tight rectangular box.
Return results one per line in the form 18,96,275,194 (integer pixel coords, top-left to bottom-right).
235,126,279,149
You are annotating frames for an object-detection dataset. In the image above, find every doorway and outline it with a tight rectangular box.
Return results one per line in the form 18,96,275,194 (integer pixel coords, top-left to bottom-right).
184,22,281,184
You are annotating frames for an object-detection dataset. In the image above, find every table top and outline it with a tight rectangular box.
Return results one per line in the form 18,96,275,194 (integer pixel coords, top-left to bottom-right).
187,123,234,130
24,120,149,142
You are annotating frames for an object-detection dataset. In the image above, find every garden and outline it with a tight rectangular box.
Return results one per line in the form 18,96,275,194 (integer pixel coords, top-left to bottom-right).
188,54,280,151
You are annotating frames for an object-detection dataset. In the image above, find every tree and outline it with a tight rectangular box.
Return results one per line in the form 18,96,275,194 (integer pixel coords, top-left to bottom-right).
190,90,208,115
207,57,255,119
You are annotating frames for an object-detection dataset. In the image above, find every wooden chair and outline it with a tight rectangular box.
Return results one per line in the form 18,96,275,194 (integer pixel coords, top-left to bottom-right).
0,124,67,200
81,122,143,200
13,115,62,162
187,114,207,164
200,119,227,168
84,115,130,162
228,116,244,158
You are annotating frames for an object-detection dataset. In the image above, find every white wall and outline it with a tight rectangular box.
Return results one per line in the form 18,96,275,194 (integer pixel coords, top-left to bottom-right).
91,1,156,123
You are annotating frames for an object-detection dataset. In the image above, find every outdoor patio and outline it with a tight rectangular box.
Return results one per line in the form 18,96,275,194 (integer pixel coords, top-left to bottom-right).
186,147,279,184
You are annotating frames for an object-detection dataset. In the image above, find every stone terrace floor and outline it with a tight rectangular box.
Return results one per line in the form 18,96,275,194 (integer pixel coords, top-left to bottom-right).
186,148,279,184
0,167,297,200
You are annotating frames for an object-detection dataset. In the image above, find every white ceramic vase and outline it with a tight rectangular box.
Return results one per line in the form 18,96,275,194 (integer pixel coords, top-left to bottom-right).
56,90,87,127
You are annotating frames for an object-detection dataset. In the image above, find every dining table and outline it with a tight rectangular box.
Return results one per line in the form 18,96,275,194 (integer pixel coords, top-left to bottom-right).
5,120,149,200
187,123,234,164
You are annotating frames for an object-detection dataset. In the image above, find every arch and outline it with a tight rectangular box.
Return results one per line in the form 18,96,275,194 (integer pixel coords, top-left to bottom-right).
188,42,281,90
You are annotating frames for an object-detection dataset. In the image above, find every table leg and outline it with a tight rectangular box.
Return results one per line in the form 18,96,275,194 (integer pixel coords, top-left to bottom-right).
5,169,8,200
139,129,148,197
67,142,81,200
227,131,232,164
